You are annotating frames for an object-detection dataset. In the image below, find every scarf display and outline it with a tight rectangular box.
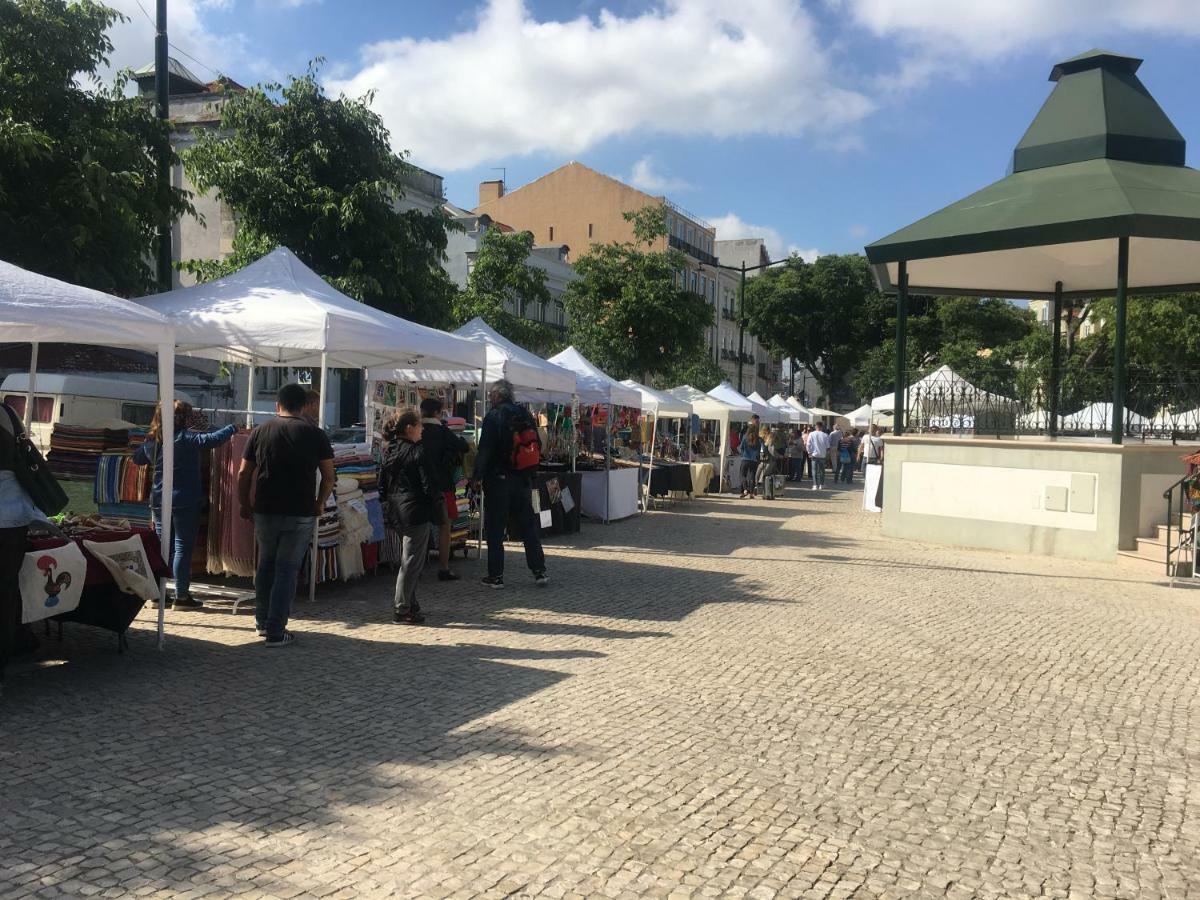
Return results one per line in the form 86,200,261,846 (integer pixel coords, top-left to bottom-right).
206,432,256,577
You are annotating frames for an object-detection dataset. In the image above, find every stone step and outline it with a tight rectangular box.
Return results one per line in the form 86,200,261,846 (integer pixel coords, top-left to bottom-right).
1116,550,1191,578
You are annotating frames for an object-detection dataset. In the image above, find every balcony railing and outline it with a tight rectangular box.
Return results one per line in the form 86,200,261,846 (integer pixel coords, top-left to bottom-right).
669,234,718,267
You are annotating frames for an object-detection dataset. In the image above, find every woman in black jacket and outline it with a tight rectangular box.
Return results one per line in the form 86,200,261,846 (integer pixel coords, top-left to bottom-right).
380,409,439,625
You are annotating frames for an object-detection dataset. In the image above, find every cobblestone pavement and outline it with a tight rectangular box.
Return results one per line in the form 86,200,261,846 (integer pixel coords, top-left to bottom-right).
3,483,1200,899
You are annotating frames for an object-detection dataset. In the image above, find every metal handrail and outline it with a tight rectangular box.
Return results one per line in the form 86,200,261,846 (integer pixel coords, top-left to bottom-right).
1163,471,1195,579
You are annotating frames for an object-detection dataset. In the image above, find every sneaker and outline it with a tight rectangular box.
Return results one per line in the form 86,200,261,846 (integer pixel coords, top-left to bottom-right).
172,595,204,610
393,611,427,625
533,571,549,587
255,627,267,637
437,570,460,582
481,575,505,590
264,631,295,647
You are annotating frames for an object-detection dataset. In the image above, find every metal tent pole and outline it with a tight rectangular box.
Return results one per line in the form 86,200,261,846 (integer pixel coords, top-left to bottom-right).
156,343,175,650
1112,238,1130,445
23,342,38,431
309,353,328,601
245,358,255,428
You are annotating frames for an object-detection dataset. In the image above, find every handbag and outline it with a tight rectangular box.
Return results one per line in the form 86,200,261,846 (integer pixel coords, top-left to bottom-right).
2,403,69,516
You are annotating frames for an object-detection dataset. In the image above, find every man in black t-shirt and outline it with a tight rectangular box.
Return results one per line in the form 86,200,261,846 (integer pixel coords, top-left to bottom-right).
238,383,335,647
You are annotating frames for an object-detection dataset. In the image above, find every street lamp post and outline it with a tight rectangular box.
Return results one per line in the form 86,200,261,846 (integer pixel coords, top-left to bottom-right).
155,0,172,292
701,256,790,394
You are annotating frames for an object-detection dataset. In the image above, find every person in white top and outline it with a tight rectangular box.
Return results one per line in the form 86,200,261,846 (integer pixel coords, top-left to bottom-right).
826,424,843,472
858,425,884,467
805,423,830,490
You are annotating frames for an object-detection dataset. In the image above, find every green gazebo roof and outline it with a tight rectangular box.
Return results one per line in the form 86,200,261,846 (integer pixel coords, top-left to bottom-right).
866,50,1200,298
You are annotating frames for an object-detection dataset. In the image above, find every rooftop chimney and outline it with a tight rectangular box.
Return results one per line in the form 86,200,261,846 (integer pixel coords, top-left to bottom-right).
479,180,505,206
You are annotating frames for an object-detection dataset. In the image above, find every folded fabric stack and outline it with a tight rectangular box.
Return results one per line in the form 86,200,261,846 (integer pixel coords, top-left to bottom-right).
94,452,151,505
335,475,372,581
48,425,131,480
96,502,152,529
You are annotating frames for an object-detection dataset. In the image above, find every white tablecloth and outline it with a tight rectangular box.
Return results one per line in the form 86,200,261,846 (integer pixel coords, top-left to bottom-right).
580,468,640,521
688,462,715,496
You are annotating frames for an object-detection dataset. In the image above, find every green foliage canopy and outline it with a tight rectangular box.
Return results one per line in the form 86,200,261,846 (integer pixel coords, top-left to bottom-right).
453,227,556,352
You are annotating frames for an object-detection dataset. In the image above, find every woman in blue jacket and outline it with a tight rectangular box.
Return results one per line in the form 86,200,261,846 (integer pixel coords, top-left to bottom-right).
134,401,235,609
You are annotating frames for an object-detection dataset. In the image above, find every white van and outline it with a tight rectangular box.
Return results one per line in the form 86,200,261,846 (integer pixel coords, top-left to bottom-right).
1,374,194,453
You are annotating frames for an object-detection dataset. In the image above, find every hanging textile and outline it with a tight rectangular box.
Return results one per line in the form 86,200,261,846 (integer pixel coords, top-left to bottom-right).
206,432,256,577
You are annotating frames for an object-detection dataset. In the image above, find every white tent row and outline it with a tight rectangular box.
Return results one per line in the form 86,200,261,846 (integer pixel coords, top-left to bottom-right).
709,382,781,424
871,364,1011,415
619,380,691,418
840,404,873,427
786,397,816,422
768,394,807,425
134,246,489,601
668,385,742,494
2,259,177,649
548,347,641,409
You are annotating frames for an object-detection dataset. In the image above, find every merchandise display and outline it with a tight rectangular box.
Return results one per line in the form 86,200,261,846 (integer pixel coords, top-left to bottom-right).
48,424,132,480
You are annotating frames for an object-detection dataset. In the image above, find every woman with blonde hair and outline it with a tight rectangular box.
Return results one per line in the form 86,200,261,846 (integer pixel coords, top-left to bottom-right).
756,425,778,500
133,401,235,609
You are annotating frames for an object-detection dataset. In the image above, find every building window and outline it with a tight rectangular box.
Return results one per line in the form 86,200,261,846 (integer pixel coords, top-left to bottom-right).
549,226,554,241
700,274,707,295
687,226,694,244
691,272,698,293
3,395,53,422
666,215,674,233
588,223,593,238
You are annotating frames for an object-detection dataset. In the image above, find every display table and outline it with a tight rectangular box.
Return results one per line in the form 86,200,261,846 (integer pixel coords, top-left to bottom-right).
25,528,169,650
579,467,639,522
529,469,582,536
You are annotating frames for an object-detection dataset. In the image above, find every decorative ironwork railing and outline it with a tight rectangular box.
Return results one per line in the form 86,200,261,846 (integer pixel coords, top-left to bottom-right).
891,366,1200,441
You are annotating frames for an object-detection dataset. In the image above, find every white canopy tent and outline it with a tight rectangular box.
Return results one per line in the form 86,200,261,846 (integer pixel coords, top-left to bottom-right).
785,397,816,423
840,405,873,428
620,380,691,418
767,394,804,425
708,382,781,424
746,392,787,426
667,385,742,494
547,347,641,408
871,364,1010,419
1,259,177,648
135,247,486,600
1060,402,1150,432
547,347,641,522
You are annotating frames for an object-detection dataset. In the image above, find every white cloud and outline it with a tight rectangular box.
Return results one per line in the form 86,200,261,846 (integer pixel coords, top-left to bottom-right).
709,212,819,263
842,0,1200,84
327,0,874,170
102,0,249,84
626,156,693,194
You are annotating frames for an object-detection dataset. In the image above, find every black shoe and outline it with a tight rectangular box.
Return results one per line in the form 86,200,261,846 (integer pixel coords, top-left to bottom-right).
437,570,460,582
533,571,549,587
481,575,505,590
393,611,426,625
172,595,204,610
264,631,295,647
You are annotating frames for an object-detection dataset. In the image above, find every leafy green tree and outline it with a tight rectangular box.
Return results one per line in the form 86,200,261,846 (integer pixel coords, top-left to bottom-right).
651,353,726,394
0,0,193,295
563,204,713,381
183,64,455,326
453,228,556,352
744,253,889,405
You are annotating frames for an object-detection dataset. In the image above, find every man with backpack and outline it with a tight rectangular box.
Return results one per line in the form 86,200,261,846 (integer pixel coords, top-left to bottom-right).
472,379,548,589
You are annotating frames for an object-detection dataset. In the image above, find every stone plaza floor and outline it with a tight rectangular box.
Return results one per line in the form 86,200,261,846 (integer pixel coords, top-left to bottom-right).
2,483,1199,899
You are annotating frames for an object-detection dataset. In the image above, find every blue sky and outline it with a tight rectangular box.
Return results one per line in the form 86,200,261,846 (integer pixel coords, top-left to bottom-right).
105,1,1200,260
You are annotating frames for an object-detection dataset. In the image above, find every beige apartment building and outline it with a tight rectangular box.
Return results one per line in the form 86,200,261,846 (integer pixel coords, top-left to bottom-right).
474,162,778,395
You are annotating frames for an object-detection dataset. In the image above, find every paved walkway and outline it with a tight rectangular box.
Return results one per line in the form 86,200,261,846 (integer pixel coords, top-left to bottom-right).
3,484,1199,899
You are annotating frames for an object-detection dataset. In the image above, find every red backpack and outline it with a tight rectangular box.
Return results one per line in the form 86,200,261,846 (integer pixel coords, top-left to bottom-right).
507,409,542,471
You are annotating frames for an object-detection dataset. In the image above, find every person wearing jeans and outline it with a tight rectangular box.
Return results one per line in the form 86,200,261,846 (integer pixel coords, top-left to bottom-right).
472,379,548,589
239,384,334,647
806,423,830,490
134,402,235,609
252,513,316,639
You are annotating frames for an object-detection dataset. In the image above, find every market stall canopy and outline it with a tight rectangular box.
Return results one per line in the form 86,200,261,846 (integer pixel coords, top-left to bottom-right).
840,404,873,427
806,407,840,419
134,247,485,371
865,50,1200,299
785,397,816,423
871,365,1009,413
456,318,576,401
668,385,741,421
766,394,803,425
708,382,781,423
547,346,641,408
1060,402,1149,431
620,380,691,418
1,259,175,347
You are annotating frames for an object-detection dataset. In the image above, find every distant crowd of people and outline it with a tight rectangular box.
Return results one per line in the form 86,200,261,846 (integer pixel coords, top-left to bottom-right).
733,415,884,499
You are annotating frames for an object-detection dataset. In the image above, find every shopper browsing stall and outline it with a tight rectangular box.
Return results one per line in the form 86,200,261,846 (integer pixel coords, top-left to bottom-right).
380,409,439,625
472,379,548,589
238,384,335,647
419,398,470,582
739,428,762,499
133,401,235,609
